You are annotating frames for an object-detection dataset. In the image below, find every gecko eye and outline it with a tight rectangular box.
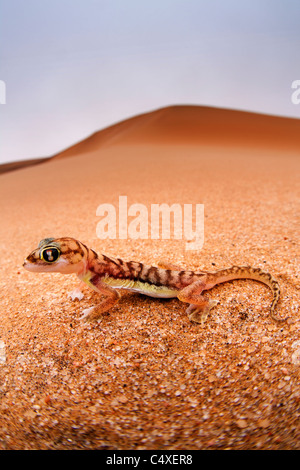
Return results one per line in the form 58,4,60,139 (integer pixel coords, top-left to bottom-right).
40,247,60,263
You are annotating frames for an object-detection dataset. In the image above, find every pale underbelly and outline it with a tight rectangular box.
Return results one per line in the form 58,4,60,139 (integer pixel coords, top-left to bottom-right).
103,276,178,299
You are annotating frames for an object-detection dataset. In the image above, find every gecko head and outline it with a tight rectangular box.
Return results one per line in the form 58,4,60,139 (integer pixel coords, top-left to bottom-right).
23,237,88,274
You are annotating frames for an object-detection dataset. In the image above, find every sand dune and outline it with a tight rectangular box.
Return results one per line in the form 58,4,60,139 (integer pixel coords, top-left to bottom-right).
2,105,300,174
0,157,50,175
53,105,300,159
0,104,299,449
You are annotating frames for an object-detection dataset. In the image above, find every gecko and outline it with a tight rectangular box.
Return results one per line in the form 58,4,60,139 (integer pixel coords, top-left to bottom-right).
23,237,286,324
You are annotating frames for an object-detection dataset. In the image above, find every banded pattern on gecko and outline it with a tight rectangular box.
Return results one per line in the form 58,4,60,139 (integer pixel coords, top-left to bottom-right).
23,237,285,324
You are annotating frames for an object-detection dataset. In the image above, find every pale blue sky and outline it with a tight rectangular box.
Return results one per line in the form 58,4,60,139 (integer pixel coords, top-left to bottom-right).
0,0,299,163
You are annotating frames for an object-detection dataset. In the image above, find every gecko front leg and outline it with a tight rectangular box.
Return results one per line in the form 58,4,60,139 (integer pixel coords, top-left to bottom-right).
80,279,121,322
177,279,219,325
69,281,86,301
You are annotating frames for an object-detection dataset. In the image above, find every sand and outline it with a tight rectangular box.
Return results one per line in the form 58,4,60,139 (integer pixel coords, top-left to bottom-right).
0,105,299,450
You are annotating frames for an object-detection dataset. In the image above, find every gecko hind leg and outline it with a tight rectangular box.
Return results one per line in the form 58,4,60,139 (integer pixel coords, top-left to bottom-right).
177,279,219,325
158,260,182,270
186,299,220,324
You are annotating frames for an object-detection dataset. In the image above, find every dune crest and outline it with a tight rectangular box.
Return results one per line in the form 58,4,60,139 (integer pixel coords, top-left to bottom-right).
52,105,300,160
1,105,299,175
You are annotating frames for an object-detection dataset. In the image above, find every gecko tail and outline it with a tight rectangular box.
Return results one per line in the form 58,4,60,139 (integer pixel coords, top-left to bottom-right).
205,265,288,322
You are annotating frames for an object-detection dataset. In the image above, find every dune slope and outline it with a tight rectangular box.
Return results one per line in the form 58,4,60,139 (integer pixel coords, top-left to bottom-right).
53,105,300,158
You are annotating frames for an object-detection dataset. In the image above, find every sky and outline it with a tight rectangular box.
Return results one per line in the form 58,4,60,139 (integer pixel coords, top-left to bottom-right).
0,0,300,163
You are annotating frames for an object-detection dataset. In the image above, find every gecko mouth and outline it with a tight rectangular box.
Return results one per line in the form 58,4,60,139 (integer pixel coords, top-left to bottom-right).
22,256,52,272
23,259,39,271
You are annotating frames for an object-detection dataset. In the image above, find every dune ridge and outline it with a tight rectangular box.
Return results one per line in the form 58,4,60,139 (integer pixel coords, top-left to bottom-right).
52,105,300,159
2,105,299,175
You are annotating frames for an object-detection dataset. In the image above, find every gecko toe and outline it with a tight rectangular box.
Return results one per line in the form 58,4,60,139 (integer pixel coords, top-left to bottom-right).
79,306,95,322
